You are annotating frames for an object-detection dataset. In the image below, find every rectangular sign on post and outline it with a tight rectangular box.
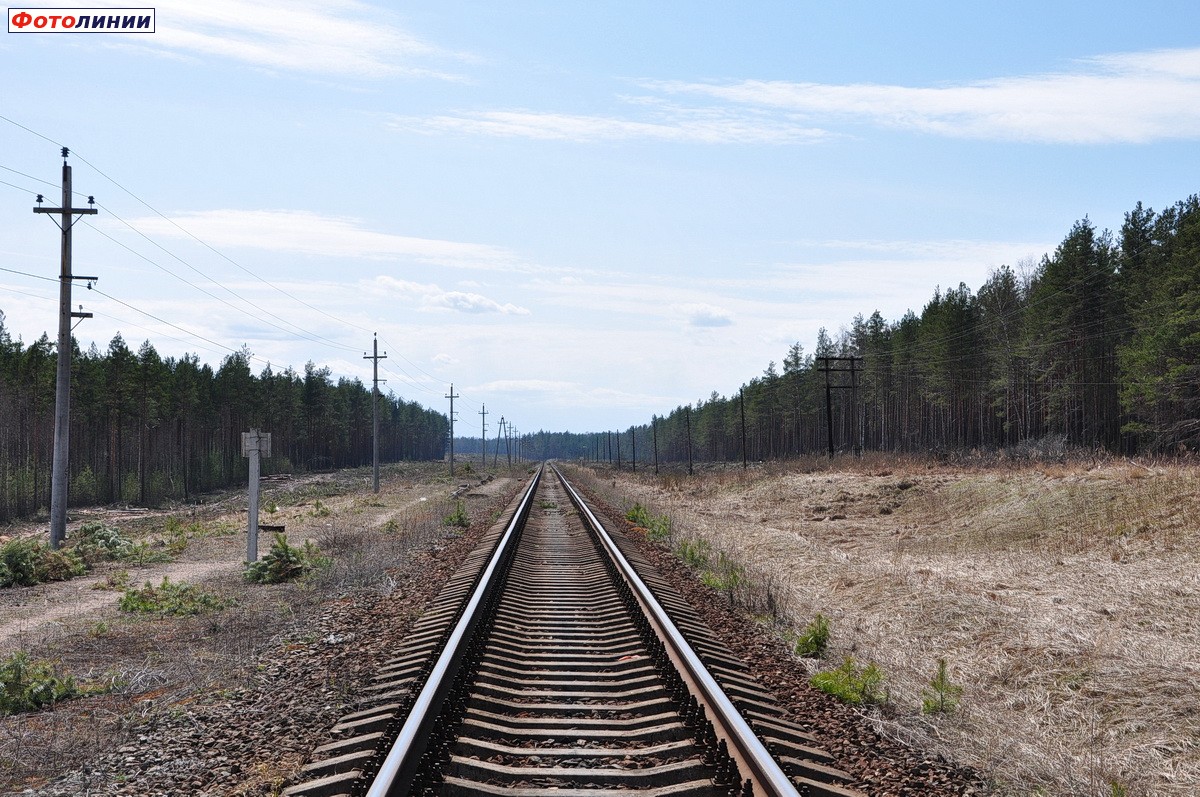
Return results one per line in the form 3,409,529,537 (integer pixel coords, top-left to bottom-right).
241,431,271,457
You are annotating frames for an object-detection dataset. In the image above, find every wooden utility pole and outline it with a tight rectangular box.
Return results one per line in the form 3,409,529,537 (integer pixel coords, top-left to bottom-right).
494,416,505,467
615,430,622,470
630,426,636,473
363,335,386,493
652,416,659,475
817,356,863,459
445,384,459,476
35,149,97,549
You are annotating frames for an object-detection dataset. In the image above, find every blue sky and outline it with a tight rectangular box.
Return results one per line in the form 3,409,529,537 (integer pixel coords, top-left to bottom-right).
2,1,1198,435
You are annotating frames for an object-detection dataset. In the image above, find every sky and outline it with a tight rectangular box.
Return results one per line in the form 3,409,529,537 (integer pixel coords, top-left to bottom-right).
1,1,1198,437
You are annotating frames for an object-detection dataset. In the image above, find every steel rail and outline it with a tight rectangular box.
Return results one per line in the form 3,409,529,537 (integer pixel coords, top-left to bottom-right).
365,464,543,797
553,463,801,797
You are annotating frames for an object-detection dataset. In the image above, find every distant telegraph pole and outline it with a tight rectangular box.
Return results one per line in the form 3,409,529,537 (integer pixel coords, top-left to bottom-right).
652,415,659,475
494,416,505,468
817,356,864,458
630,426,636,473
445,383,460,476
35,149,97,549
479,404,488,469
363,335,387,493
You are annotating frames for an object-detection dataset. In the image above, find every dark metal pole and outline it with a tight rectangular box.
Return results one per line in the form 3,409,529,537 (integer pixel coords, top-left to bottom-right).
652,416,659,475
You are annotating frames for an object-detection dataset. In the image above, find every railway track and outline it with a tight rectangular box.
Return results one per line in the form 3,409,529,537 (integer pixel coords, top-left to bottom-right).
285,464,863,797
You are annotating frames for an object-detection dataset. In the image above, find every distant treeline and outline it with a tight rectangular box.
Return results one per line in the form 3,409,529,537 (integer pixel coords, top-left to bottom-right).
0,332,448,521
517,195,1200,464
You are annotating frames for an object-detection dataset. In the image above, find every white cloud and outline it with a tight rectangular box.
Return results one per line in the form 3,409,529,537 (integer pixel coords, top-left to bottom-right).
123,209,524,271
675,303,734,327
390,107,831,144
472,379,661,410
647,47,1200,144
374,276,529,315
143,0,463,79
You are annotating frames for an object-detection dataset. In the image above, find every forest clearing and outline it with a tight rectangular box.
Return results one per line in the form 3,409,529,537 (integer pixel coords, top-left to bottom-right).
0,455,1194,795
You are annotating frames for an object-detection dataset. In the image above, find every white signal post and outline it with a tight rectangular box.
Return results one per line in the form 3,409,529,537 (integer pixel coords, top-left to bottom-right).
242,429,271,562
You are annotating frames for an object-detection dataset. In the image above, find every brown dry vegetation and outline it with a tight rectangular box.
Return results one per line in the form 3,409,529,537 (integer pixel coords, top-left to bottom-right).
0,462,515,794
567,455,1200,797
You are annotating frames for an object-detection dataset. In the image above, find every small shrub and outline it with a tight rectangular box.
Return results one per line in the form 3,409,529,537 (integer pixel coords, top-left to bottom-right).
0,651,79,715
311,499,332,518
811,656,887,706
244,533,330,584
921,658,964,715
794,614,831,658
72,521,133,564
443,502,470,528
699,553,747,593
123,540,172,566
0,539,44,586
627,503,671,541
626,503,653,526
119,577,233,616
0,539,85,587
676,538,711,569
36,548,86,582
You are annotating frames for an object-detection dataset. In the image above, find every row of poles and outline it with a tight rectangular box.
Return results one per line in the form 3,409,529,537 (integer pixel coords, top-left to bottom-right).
34,155,864,553
589,364,866,476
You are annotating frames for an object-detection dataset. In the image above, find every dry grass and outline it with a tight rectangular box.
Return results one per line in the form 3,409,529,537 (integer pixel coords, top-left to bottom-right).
569,456,1200,797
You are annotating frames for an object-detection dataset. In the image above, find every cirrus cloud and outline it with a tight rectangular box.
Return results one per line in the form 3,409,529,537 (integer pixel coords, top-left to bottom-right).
647,47,1200,144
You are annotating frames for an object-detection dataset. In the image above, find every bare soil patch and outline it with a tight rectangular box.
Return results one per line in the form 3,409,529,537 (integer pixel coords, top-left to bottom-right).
569,456,1200,797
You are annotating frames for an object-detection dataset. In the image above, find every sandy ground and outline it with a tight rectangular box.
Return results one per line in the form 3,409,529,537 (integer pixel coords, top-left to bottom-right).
574,457,1200,797
0,466,513,652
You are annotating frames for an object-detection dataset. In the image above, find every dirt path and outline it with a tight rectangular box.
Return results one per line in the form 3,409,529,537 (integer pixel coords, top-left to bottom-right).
0,466,499,652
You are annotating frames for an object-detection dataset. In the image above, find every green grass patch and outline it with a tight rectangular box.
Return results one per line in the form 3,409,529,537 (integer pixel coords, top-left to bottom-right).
119,577,233,616
793,613,831,658
810,656,887,706
443,502,470,528
675,538,711,569
626,503,671,541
